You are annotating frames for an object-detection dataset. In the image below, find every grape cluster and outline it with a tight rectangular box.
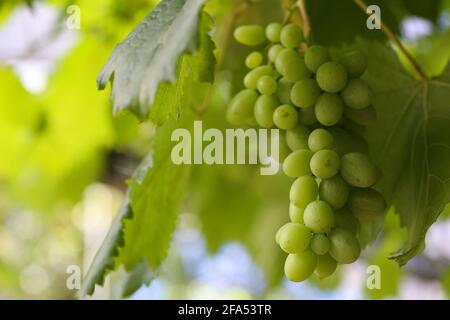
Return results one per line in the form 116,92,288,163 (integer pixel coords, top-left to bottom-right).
229,22,387,282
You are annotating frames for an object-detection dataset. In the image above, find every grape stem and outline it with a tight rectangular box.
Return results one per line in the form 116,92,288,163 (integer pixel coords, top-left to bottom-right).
298,0,310,43
352,0,428,81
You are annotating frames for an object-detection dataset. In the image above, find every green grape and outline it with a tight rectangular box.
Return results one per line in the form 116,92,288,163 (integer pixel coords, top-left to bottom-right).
311,234,330,255
275,222,289,244
275,49,311,82
334,209,359,235
315,254,337,279
282,149,313,178
280,24,303,48
303,200,335,234
310,149,340,179
268,44,284,62
266,22,282,42
344,105,376,126
244,65,273,90
245,51,263,69
339,49,367,77
314,93,344,126
340,152,377,188
316,61,348,93
277,222,312,253
284,249,317,282
257,75,277,95
291,79,322,109
290,176,318,208
319,176,349,209
348,188,386,220
298,106,318,126
271,131,292,163
286,125,310,150
254,95,278,128
328,127,368,156
276,77,294,104
273,104,299,130
329,228,360,264
234,25,266,46
305,45,330,72
226,89,259,125
341,79,371,109
289,203,304,223
308,128,334,152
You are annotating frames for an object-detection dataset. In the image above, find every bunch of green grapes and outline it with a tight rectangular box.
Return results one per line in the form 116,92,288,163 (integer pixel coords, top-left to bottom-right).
229,22,387,282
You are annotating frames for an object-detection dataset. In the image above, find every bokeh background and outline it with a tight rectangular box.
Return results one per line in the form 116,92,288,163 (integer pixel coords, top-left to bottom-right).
0,0,449,299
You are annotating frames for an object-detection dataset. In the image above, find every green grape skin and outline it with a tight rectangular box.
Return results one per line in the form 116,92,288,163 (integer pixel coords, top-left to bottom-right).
314,93,344,126
308,128,334,152
226,89,259,125
340,152,378,188
234,25,266,46
271,131,292,163
266,22,282,42
319,176,349,209
280,24,303,49
339,50,367,78
282,149,313,178
289,203,304,223
245,51,263,69
303,200,335,234
328,127,368,156
315,254,338,279
276,78,294,104
305,45,330,72
299,106,318,126
291,79,322,109
277,222,312,253
275,222,289,244
257,75,277,95
244,65,273,90
273,104,299,130
286,125,310,150
275,49,297,72
311,234,330,255
284,249,317,282
341,79,371,109
335,209,359,234
329,228,361,264
316,61,348,93
275,49,311,82
254,95,278,128
344,105,376,126
268,44,284,62
310,149,340,179
348,188,386,220
290,176,318,208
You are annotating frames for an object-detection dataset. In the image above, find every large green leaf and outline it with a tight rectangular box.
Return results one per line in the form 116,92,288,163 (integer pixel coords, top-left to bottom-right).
119,118,192,269
79,153,152,297
355,39,450,264
80,115,192,297
97,0,206,118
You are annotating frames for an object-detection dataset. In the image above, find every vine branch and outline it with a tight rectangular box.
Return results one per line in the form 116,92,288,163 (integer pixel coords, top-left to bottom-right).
352,0,428,81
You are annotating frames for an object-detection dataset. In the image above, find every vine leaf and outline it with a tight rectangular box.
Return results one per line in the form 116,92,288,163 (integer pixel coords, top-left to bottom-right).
80,116,192,298
118,117,192,270
79,154,153,298
97,0,206,119
356,39,450,264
